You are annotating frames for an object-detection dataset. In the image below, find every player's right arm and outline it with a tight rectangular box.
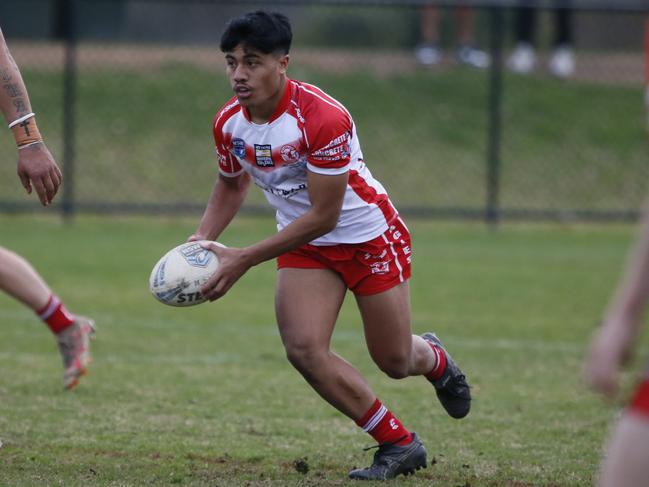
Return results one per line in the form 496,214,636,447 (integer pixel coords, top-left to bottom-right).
0,28,62,206
189,171,250,242
585,193,649,399
189,110,250,242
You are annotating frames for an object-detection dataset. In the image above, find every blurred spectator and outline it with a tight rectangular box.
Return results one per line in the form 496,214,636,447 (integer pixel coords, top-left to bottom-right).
414,5,490,69
507,2,575,78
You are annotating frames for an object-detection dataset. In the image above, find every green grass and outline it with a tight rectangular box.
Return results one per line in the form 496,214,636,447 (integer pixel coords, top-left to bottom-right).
1,214,646,485
0,55,646,213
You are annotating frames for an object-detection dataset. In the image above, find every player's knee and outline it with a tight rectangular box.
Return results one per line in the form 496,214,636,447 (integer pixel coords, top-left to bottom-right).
284,343,326,380
376,356,410,379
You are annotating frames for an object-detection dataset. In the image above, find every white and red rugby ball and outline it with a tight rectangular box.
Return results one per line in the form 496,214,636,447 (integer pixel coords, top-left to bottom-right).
149,241,223,307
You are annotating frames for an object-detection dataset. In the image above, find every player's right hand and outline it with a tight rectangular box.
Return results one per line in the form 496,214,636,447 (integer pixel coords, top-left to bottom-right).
198,242,251,302
17,142,62,206
584,321,635,400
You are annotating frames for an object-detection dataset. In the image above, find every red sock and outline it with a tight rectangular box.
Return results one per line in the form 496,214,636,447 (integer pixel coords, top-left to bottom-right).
424,343,447,381
37,295,75,334
356,398,412,446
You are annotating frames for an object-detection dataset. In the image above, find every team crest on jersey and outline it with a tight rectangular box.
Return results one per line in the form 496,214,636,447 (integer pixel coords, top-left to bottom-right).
254,144,274,167
232,138,246,159
280,144,300,163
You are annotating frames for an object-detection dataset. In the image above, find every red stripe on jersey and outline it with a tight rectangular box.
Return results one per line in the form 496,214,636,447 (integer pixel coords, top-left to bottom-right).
295,82,353,169
348,169,397,224
213,96,243,175
218,132,244,175
295,81,351,119
213,95,240,133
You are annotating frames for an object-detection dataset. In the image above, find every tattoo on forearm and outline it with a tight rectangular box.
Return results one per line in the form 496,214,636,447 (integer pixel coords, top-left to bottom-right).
19,119,32,136
3,83,22,97
0,67,11,82
12,99,26,113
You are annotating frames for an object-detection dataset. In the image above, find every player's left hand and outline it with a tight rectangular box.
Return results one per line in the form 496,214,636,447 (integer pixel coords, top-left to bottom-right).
584,320,635,400
17,142,62,206
187,233,205,243
199,241,251,301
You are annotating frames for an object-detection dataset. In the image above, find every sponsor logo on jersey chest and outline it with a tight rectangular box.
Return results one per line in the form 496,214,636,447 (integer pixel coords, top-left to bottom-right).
254,144,274,167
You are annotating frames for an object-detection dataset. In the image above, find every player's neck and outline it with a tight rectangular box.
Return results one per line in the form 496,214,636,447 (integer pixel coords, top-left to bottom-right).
248,77,287,124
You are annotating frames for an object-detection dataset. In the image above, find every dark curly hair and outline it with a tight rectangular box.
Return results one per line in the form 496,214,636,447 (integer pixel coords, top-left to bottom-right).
220,11,292,55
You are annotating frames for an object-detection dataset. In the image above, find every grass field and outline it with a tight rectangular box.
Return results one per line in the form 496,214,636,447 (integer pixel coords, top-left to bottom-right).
1,214,646,486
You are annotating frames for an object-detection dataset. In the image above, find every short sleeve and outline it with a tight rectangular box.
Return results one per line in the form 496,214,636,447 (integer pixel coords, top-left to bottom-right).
213,125,243,177
306,110,352,176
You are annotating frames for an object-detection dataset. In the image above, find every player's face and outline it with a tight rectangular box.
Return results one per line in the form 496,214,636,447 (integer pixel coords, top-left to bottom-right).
225,45,289,120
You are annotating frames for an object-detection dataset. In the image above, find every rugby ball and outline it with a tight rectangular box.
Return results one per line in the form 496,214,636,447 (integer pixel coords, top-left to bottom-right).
149,241,223,307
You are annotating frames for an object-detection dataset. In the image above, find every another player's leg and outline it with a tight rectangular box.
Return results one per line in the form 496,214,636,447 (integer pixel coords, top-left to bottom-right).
55,315,95,389
414,5,441,66
598,378,649,487
356,281,471,419
275,267,425,480
0,246,94,389
598,412,649,487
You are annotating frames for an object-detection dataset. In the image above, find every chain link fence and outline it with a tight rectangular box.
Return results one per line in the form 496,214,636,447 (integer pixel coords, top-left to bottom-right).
0,0,647,222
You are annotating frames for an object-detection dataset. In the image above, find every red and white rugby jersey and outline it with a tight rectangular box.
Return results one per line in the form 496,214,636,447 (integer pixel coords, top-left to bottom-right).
213,78,397,245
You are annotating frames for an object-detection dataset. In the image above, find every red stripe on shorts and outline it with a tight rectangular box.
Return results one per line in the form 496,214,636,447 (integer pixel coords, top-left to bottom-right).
277,217,411,296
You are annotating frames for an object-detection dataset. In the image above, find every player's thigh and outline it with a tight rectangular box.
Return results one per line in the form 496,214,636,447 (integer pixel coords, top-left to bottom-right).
275,267,347,351
354,281,412,362
598,411,649,487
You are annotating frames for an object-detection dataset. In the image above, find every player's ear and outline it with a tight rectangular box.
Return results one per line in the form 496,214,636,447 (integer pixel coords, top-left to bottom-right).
278,54,290,73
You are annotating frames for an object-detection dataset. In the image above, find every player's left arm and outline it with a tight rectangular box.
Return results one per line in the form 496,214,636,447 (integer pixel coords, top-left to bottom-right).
0,28,62,206
243,168,348,261
200,169,348,301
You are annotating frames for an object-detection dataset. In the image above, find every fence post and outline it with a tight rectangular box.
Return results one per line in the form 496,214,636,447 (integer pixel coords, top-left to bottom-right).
59,0,78,220
485,7,505,227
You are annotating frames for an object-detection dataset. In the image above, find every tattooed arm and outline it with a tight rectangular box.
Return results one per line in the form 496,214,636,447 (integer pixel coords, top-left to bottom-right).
0,28,61,206
0,30,30,120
